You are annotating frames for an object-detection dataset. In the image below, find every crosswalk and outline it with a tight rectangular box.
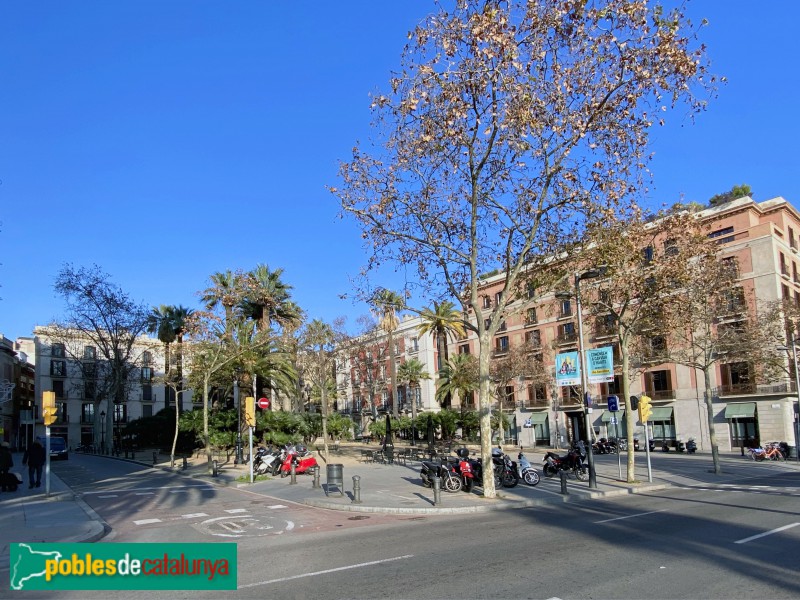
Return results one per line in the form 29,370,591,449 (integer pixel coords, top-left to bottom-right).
131,505,289,526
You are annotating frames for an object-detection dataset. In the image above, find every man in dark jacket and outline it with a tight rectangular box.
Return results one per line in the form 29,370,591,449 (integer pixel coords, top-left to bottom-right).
0,441,14,491
22,441,46,488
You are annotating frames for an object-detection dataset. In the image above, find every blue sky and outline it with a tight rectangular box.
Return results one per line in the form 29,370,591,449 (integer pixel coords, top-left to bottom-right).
1,1,798,342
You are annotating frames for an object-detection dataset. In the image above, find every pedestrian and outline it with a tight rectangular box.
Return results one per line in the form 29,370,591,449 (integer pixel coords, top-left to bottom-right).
22,440,46,489
0,442,13,491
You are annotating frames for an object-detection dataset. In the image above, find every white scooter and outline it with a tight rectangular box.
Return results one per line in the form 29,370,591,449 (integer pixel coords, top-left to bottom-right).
516,451,540,486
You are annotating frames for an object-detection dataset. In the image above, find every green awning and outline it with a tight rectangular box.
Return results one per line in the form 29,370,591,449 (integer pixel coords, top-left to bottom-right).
724,403,756,419
601,410,624,422
527,412,549,424
647,407,674,421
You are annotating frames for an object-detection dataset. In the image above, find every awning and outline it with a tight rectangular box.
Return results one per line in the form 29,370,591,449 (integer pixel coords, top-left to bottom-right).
647,407,674,421
724,403,756,419
527,412,549,424
601,410,624,422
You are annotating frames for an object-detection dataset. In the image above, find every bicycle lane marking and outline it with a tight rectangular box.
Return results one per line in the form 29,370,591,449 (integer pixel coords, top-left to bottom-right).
734,522,800,544
594,509,667,524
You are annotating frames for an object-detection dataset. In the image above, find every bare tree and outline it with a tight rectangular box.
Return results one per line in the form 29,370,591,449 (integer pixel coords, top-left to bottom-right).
333,0,712,497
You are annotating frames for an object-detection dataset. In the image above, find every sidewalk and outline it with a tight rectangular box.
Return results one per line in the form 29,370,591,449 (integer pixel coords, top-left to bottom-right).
2,444,799,560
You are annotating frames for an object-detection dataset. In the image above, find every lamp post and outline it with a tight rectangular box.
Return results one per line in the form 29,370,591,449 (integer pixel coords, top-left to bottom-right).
100,410,106,454
234,379,243,465
786,339,800,462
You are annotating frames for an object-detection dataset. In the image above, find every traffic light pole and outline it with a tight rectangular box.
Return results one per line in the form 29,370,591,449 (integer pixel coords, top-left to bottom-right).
45,426,51,497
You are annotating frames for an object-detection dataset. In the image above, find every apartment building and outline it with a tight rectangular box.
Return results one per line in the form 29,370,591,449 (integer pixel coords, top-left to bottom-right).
0,334,35,449
335,313,438,435
455,196,800,455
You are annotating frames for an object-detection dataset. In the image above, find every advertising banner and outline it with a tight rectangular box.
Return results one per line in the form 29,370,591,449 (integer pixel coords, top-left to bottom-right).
555,351,580,386
586,346,614,383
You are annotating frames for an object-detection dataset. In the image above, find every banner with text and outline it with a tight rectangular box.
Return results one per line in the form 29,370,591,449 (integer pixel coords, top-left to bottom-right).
555,351,580,386
586,346,614,384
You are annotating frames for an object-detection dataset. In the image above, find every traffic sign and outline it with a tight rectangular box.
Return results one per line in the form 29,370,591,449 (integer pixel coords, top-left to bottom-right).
607,395,619,412
257,397,270,410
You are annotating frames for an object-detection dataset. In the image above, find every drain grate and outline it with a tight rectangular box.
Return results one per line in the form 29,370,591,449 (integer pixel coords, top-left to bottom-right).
347,515,371,520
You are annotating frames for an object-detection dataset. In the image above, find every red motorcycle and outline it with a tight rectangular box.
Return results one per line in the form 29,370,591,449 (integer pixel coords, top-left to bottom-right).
279,444,318,477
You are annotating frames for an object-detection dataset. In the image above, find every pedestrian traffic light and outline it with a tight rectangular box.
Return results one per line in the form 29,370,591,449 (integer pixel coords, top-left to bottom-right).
244,396,256,428
42,391,58,426
639,395,652,423
629,395,639,411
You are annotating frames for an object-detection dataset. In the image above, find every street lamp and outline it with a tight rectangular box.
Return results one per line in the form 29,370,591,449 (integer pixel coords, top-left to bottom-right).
557,266,606,489
100,410,106,454
780,340,800,462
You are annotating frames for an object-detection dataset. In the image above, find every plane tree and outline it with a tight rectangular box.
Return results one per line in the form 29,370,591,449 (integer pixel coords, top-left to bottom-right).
333,0,713,497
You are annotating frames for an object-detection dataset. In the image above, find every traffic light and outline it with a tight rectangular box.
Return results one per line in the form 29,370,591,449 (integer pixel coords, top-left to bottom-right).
638,395,652,423
42,391,58,426
629,395,639,411
244,396,256,428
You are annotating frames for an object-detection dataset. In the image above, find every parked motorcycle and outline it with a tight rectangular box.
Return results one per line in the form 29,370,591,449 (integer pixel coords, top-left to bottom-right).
278,444,318,477
253,446,281,475
454,448,476,493
420,458,463,492
542,441,588,481
686,438,697,454
469,448,519,489
516,451,540,486
593,438,616,455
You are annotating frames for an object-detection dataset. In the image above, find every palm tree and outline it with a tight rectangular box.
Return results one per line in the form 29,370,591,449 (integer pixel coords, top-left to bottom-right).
241,264,299,333
372,288,404,418
169,305,194,411
201,270,243,337
397,357,430,446
418,301,466,372
147,305,177,405
436,353,479,410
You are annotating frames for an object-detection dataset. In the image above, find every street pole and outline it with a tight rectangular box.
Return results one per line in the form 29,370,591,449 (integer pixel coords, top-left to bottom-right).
574,273,598,489
791,339,800,462
234,379,243,465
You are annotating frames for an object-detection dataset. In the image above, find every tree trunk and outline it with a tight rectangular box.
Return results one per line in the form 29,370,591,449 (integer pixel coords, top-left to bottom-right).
704,368,722,474
478,333,497,498
622,347,636,483
388,329,399,418
203,374,212,470
170,388,180,468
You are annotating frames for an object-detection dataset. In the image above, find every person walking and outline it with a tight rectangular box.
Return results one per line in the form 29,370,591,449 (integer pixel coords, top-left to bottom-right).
22,440,45,488
0,442,13,491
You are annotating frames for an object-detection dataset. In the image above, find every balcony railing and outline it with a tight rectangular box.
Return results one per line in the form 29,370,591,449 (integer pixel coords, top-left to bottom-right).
642,388,676,401
556,333,577,345
523,397,550,409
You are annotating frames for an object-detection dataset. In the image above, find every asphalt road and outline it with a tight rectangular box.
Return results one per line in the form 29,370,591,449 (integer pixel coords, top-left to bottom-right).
47,454,800,600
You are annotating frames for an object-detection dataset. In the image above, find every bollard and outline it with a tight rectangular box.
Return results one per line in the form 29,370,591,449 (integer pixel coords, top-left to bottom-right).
312,466,320,489
124,449,129,459
211,460,219,477
130,450,135,461
432,475,442,506
290,462,297,485
182,456,188,470
153,452,158,465
352,475,362,504
559,470,568,495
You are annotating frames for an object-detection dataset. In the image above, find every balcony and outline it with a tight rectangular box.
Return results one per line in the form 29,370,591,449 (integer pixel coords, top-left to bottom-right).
642,388,676,401
716,383,757,396
556,333,577,345
523,396,550,409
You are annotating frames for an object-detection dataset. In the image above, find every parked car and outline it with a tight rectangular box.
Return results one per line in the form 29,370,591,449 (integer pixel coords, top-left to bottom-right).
36,436,69,460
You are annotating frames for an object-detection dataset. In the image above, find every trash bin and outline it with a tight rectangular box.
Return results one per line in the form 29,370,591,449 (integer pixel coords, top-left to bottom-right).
326,464,344,496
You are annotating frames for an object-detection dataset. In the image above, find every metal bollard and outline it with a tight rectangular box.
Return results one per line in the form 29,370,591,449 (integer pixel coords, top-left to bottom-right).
130,450,135,461
559,470,568,495
352,475,362,504
211,460,219,477
124,449,129,459
432,475,442,506
312,467,320,489
182,456,188,470
290,462,297,485
153,452,158,465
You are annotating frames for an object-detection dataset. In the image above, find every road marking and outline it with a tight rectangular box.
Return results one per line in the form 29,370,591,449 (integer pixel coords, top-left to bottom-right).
595,509,667,524
238,555,414,589
182,513,208,519
134,492,155,496
734,523,800,544
267,504,287,509
82,484,212,495
224,508,249,514
133,518,162,525
97,495,118,498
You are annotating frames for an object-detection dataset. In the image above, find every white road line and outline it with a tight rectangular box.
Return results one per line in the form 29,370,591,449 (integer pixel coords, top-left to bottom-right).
82,484,212,495
595,509,667,524
181,513,209,519
224,509,249,514
734,523,800,544
134,492,155,496
267,504,287,509
238,555,414,589
133,518,162,525
97,495,118,498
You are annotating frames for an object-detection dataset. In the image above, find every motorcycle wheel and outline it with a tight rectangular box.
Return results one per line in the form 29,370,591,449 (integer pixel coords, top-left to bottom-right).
523,470,540,486
280,469,289,478
502,470,519,488
574,466,589,481
463,478,474,493
443,475,462,493
543,463,558,478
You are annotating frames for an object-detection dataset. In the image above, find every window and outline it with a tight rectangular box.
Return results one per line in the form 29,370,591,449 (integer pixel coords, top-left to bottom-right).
484,318,491,330
409,337,419,352
114,403,127,423
642,245,654,264
52,343,65,358
498,320,507,332
646,335,667,359
141,367,152,382
84,381,95,400
781,253,789,277
663,239,678,257
525,308,537,325
596,314,615,336
81,403,94,423
526,283,536,299
722,287,746,313
482,296,492,309
51,360,66,377
494,291,503,305
558,322,576,342
142,404,153,418
458,344,470,355
560,299,572,318
525,330,541,348
53,379,65,399
790,227,798,250
83,346,96,360
142,351,152,365
644,369,672,399
503,385,515,407
83,362,96,378
495,336,509,353
142,384,152,402
721,257,739,279
708,226,734,244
